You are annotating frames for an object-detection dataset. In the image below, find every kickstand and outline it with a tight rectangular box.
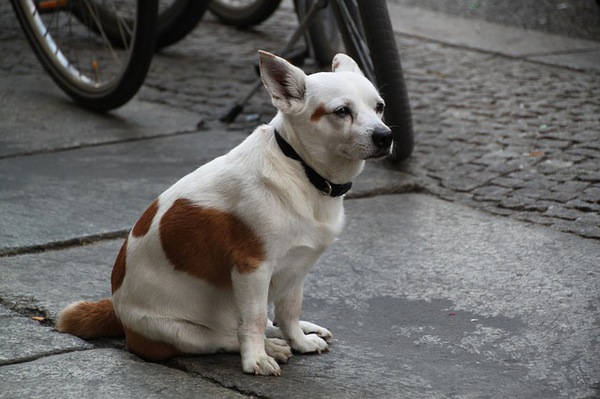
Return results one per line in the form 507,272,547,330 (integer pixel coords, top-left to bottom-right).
219,0,330,123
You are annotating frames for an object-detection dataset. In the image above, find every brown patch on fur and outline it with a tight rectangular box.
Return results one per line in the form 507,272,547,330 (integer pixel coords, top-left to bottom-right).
159,199,265,289
57,299,123,339
124,327,185,362
310,104,327,122
132,199,159,238
111,238,127,294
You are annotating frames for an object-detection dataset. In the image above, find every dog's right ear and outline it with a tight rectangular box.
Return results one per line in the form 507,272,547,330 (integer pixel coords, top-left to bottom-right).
332,53,364,76
258,50,306,113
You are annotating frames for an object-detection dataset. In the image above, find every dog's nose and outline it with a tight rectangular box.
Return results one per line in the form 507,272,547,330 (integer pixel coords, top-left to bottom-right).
371,126,393,149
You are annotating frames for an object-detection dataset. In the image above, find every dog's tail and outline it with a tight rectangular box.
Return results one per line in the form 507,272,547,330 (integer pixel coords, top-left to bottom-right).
57,298,124,339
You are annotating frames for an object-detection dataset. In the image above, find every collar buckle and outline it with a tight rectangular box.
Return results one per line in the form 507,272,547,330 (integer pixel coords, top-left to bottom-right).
320,181,333,196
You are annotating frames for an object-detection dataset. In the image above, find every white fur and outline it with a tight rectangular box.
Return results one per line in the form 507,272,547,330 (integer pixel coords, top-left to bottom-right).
113,51,392,375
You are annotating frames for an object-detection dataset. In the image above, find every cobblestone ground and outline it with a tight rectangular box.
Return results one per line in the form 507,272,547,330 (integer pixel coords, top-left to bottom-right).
1,2,599,240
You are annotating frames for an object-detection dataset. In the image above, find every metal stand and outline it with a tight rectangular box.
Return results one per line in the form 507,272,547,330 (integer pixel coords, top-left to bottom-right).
219,0,330,123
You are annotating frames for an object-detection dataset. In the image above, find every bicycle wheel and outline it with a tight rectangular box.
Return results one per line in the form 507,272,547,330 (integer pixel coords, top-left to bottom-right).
154,0,211,49
11,0,158,111
75,0,211,50
209,0,282,28
297,0,414,163
355,0,413,163
294,0,343,68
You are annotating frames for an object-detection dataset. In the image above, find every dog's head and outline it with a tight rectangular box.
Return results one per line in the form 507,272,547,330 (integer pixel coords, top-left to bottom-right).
259,51,393,162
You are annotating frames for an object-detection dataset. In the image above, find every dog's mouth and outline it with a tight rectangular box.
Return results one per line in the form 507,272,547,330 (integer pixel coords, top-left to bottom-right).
365,146,393,160
365,154,387,160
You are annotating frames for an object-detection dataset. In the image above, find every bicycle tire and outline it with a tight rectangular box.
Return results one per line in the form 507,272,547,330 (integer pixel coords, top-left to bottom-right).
299,0,413,163
11,0,158,111
295,0,341,68
154,0,211,49
209,0,282,28
356,0,413,163
73,0,211,50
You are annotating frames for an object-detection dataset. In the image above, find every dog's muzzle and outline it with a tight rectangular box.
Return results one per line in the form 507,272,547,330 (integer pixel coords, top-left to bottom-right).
371,126,393,158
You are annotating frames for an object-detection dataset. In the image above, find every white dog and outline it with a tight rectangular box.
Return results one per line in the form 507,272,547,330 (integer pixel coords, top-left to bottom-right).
57,50,393,376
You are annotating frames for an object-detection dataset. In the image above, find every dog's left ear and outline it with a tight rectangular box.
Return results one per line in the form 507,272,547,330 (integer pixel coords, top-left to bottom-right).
332,53,364,76
258,50,306,113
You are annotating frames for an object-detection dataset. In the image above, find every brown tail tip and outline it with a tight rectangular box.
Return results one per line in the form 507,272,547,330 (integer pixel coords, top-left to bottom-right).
57,298,123,339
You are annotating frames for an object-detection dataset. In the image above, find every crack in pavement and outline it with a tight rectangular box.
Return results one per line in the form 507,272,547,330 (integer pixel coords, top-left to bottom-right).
0,128,202,161
0,230,129,258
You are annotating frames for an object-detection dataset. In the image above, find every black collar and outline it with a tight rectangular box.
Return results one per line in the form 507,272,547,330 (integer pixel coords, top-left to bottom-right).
274,129,352,197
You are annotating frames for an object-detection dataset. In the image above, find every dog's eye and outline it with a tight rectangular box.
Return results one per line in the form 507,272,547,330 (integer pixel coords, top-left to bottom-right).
334,106,352,117
376,102,385,113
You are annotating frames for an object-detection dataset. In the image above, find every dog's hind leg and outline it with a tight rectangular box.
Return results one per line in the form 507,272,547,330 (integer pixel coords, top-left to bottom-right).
266,319,284,338
298,321,332,340
126,319,292,365
274,285,330,354
264,337,293,364
266,319,331,340
123,318,239,362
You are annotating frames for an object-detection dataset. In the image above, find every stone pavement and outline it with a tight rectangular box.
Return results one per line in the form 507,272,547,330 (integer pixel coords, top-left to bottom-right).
1,1,599,398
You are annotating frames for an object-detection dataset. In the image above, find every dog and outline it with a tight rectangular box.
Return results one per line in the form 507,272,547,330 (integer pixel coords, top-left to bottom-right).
57,50,393,376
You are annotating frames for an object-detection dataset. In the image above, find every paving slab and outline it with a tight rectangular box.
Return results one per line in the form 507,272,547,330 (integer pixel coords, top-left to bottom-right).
387,3,600,72
0,307,91,366
0,242,117,318
529,49,600,73
0,349,246,399
1,194,597,398
0,131,248,255
386,0,600,41
0,75,202,159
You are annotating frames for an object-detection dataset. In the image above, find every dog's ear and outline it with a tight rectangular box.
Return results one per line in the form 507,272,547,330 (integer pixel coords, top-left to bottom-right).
332,53,364,76
258,50,306,113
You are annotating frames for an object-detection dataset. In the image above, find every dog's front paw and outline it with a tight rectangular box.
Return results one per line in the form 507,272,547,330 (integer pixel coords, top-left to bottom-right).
265,338,293,364
242,353,281,376
291,334,329,354
300,321,333,341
